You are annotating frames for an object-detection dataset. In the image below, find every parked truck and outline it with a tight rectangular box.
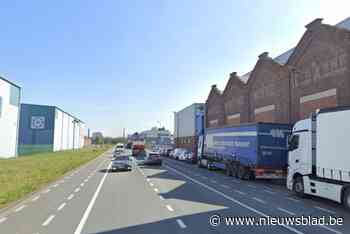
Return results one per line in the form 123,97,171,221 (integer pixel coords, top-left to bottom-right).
198,123,292,180
287,107,350,210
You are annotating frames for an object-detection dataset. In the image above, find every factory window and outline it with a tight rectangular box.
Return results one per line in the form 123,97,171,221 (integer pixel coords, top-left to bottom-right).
9,85,20,106
0,96,2,118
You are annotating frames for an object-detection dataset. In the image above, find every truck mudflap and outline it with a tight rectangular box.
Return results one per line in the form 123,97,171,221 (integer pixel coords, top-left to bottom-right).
254,168,286,179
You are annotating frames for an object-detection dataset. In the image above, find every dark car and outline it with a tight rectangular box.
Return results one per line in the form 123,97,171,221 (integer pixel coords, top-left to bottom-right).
140,152,162,166
111,156,132,172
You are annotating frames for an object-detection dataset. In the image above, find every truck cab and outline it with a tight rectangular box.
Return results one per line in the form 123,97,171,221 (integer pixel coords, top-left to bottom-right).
287,118,313,191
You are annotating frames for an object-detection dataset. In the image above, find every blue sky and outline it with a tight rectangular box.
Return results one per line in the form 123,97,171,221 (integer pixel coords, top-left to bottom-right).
1,1,349,137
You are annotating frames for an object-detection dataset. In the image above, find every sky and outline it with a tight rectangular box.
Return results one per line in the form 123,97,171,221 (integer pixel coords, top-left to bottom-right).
1,0,350,137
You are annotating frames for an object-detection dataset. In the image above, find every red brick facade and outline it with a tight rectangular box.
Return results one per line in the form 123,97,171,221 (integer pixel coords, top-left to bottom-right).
205,18,350,127
248,52,291,124
223,72,249,126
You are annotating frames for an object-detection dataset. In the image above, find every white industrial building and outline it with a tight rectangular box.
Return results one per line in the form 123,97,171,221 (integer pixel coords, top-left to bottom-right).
0,77,21,158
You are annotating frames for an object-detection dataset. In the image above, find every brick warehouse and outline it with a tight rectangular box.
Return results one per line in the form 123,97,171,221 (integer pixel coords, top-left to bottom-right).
205,17,350,128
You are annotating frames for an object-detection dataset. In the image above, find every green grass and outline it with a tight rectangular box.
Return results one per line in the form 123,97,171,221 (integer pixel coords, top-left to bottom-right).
0,146,111,209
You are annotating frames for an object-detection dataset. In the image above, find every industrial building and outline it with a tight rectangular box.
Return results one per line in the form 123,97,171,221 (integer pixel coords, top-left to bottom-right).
206,17,350,128
174,103,205,156
18,104,85,155
0,77,21,158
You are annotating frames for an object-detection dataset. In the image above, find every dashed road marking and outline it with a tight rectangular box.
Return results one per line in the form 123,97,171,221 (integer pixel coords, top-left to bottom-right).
165,165,304,234
32,195,40,202
176,219,187,229
14,205,26,212
319,224,343,234
221,185,230,189
252,197,266,204
154,188,159,193
166,205,174,212
159,195,165,200
264,189,276,194
57,203,66,211
74,162,112,234
146,178,150,182
84,179,88,183
52,184,59,188
234,190,247,195
286,197,300,202
81,183,85,187
0,217,7,223
75,188,81,193
247,184,257,189
67,194,74,200
149,183,154,187
314,206,337,215
42,215,55,226
278,207,296,215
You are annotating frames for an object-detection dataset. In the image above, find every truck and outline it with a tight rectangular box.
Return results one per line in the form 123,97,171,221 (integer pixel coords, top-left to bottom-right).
198,123,292,180
132,141,145,156
287,107,350,210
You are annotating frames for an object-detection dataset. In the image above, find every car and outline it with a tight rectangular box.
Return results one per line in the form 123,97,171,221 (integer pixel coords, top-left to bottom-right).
185,151,196,163
113,143,125,157
139,152,162,166
172,148,186,160
111,156,133,172
178,149,191,161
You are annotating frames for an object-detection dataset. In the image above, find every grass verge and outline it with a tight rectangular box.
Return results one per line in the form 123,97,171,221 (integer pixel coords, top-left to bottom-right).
0,145,111,209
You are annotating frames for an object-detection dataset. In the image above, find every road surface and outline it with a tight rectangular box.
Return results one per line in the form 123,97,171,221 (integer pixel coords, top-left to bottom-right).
1,149,349,234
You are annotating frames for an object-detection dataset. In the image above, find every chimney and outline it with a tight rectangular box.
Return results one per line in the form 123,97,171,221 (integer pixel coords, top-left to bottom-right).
258,52,270,60
211,84,217,89
229,72,237,78
305,18,323,29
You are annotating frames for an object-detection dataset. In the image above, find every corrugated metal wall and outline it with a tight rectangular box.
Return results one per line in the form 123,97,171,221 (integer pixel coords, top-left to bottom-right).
0,78,20,158
19,104,85,155
18,104,55,155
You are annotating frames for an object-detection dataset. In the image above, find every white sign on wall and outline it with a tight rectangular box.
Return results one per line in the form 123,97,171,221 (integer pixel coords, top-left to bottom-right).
31,116,46,129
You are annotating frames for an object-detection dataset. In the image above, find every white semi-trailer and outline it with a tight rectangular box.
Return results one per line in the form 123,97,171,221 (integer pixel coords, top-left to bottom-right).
287,107,350,210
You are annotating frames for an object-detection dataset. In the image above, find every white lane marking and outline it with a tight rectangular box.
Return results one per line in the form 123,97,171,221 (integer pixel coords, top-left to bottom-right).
247,184,257,189
286,197,300,202
84,179,88,183
42,215,55,226
74,162,112,234
277,207,296,215
154,188,159,193
149,183,154,187
233,190,247,195
264,189,276,194
176,219,187,229
166,205,174,212
314,206,337,215
57,203,66,211
67,194,75,200
319,224,343,234
80,183,85,187
230,179,240,183
14,205,26,212
221,185,230,189
75,188,81,193
146,178,150,182
52,184,59,188
159,195,165,200
31,195,40,202
165,165,304,234
252,197,267,204
43,189,51,194
0,217,7,223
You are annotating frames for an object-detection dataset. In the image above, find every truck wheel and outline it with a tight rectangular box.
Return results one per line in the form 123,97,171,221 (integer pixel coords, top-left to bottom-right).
342,187,350,211
293,176,305,197
226,167,232,177
238,166,246,180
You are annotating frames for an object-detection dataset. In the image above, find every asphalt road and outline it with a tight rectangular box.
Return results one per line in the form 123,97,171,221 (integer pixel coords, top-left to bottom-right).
1,149,349,234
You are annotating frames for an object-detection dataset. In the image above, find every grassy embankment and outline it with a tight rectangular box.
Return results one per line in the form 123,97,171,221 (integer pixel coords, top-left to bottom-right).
0,145,111,209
